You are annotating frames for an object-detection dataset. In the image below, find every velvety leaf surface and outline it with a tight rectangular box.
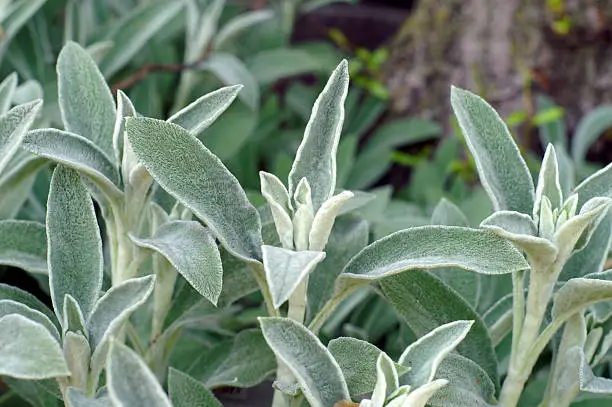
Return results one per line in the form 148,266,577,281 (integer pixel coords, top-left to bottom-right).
534,144,563,216
262,245,325,308
0,220,47,273
288,60,349,211
130,221,222,305
0,314,69,380
67,388,112,407
450,86,534,214
0,299,60,342
0,284,57,326
574,163,612,204
87,275,155,351
552,278,612,323
168,368,223,407
58,42,116,162
23,129,121,198
398,320,473,388
126,117,262,262
168,85,242,137
0,100,42,174
260,317,350,407
307,216,369,320
328,337,383,396
430,198,469,227
342,226,528,280
107,341,172,407
381,270,499,390
428,354,496,407
47,166,103,322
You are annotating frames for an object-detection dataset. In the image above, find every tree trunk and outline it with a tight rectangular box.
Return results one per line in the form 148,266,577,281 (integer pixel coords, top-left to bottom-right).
383,0,612,136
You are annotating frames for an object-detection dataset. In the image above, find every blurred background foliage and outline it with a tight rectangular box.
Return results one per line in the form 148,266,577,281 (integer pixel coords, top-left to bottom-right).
2,1,612,405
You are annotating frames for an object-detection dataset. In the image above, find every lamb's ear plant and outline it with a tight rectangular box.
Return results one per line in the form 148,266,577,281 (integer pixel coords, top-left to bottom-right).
2,38,612,407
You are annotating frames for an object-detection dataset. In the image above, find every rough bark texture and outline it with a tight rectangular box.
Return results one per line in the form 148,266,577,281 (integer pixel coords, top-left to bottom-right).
383,0,612,133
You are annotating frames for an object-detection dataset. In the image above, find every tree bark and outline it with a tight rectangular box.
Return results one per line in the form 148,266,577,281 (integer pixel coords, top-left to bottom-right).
383,0,612,135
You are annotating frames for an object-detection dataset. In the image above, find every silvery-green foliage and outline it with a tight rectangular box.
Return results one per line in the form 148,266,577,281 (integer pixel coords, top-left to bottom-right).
288,60,349,211
168,368,223,407
260,317,351,407
453,85,612,407
47,166,103,322
0,314,69,380
398,320,473,388
262,245,326,309
126,117,263,263
381,270,499,391
0,99,42,174
130,221,223,305
106,341,172,407
0,220,47,273
57,41,117,164
450,86,534,214
328,337,386,396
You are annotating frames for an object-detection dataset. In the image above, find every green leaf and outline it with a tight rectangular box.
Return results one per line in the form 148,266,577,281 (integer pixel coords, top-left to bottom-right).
0,220,47,273
0,314,69,380
260,171,294,249
67,388,111,407
342,226,528,281
480,210,557,265
450,86,534,214
260,317,350,407
370,352,399,405
398,320,473,388
107,341,172,407
188,329,276,389
381,270,499,390
400,379,448,407
554,197,612,261
200,53,259,111
288,60,349,211
168,85,243,137
112,90,137,169
431,198,469,227
571,105,612,164
309,190,353,251
428,354,496,407
87,275,155,351
0,100,42,174
0,156,48,219
247,48,325,85
328,337,383,396
57,42,116,162
0,283,58,326
262,245,326,309
534,144,563,217
362,118,441,155
23,129,122,200
63,331,91,390
126,117,262,263
0,299,60,342
168,368,223,407
130,221,223,305
574,163,612,204
580,353,612,394
482,293,514,346
307,216,369,321
47,166,103,323
98,0,184,78
214,9,274,49
552,277,612,324
0,72,17,114
561,212,612,280
63,294,86,336
2,377,61,407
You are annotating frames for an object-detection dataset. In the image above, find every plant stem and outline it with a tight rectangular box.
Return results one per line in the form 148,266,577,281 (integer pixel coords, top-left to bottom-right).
511,271,525,361
249,262,279,317
499,269,556,407
287,278,308,323
308,284,359,334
